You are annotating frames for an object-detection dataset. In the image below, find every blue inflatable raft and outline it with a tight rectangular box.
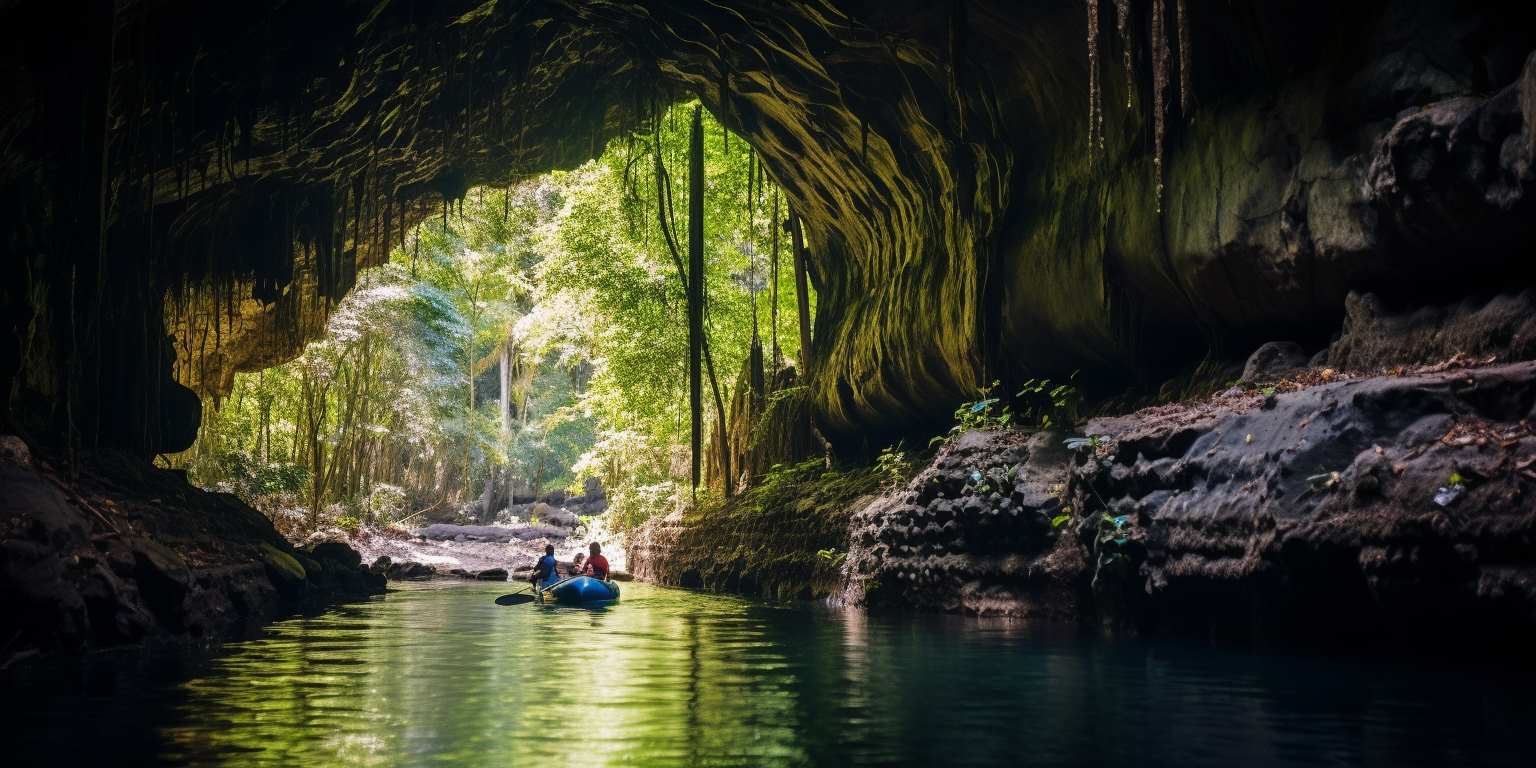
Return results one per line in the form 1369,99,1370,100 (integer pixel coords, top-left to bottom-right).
541,575,620,605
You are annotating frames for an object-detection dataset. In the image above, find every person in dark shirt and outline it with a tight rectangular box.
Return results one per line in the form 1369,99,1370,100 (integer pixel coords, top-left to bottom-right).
582,542,610,580
530,544,560,589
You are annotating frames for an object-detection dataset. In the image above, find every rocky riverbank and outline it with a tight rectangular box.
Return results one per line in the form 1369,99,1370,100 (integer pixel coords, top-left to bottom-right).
632,352,1536,648
298,489,623,583
0,437,384,668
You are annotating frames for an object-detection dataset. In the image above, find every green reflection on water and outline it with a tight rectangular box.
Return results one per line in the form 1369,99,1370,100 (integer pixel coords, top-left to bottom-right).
19,580,1531,767
162,583,833,767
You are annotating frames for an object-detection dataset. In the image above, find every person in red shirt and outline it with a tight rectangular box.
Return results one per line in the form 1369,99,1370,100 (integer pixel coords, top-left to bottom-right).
582,542,610,580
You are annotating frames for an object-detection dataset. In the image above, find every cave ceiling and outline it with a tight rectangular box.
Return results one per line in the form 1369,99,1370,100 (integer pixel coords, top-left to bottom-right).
3,0,1534,452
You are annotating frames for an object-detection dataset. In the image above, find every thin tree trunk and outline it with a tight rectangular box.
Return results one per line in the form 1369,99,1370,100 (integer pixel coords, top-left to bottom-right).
790,210,813,374
498,342,511,437
770,188,781,376
687,106,705,493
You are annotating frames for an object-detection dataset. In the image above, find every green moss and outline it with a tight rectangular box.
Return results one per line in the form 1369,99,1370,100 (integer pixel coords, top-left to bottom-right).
664,459,882,602
260,542,307,584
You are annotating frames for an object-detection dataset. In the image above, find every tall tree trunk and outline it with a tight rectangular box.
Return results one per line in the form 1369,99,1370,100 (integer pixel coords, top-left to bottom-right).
770,188,781,376
687,106,705,493
498,342,511,437
790,210,813,374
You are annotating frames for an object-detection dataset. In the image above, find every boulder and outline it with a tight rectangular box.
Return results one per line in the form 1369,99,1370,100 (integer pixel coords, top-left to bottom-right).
385,561,436,580
475,568,508,581
1323,290,1536,371
541,507,579,528
1240,342,1309,384
308,541,363,570
419,522,568,542
583,477,604,499
369,555,392,575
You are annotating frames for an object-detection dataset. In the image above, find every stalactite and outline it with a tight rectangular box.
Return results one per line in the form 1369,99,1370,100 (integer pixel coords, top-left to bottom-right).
1087,0,1104,155
1115,0,1134,108
1152,0,1170,211
1177,0,1192,114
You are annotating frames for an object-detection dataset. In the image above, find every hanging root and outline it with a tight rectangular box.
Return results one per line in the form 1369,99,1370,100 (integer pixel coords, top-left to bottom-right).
1152,0,1170,211
1087,0,1104,155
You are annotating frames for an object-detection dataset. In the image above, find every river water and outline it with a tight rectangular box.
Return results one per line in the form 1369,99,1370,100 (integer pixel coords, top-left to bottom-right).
10,581,1530,767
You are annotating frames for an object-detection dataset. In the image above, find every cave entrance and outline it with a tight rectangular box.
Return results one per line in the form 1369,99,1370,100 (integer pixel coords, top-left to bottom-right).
168,101,816,546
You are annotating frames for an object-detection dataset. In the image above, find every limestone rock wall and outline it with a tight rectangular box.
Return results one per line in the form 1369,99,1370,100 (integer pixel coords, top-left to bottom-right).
832,361,1536,646
0,436,383,660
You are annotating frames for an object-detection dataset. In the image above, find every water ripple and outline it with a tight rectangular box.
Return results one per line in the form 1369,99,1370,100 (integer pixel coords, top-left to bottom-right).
9,581,1534,767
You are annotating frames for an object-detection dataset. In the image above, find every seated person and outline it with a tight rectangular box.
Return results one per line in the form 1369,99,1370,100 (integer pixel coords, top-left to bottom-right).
567,552,586,578
530,544,560,589
582,542,610,581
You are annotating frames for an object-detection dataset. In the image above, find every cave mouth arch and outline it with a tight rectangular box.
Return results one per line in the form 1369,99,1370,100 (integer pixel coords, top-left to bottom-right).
174,102,814,521
5,0,1536,459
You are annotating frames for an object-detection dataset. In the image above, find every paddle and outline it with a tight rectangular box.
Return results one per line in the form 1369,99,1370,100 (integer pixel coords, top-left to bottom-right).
494,586,537,606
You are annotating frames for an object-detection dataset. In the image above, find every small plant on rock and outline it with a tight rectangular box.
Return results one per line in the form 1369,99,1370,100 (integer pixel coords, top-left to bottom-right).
931,380,1013,446
1018,372,1082,430
961,464,1020,496
1091,513,1135,589
816,548,847,567
874,442,913,490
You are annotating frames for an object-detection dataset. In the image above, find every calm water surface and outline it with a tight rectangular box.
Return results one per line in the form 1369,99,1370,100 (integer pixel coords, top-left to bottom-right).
10,581,1530,767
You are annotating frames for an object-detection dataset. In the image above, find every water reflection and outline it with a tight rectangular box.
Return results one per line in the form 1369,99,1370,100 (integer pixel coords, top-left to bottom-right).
9,580,1532,767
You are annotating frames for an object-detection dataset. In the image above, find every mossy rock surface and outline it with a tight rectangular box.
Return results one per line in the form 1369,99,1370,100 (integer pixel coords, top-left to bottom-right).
636,460,883,602
260,542,308,590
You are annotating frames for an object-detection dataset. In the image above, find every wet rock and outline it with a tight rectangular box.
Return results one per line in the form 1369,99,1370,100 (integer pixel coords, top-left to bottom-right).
1079,360,1536,645
423,522,569,542
385,561,435,580
0,441,383,663
308,541,363,570
845,430,1082,618
475,568,508,581
1241,342,1309,384
369,555,392,575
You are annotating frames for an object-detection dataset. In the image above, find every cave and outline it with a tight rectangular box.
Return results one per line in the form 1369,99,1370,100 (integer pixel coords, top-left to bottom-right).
4,1,1536,763
6,0,1530,459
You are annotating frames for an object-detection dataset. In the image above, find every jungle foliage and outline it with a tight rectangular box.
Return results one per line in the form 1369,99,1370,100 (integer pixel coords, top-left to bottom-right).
175,102,812,535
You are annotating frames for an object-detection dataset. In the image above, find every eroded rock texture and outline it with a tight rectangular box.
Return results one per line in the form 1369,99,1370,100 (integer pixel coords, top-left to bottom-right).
1323,289,1536,371
4,1,1535,456
0,436,383,660
845,430,1087,618
830,363,1536,646
1074,361,1536,643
